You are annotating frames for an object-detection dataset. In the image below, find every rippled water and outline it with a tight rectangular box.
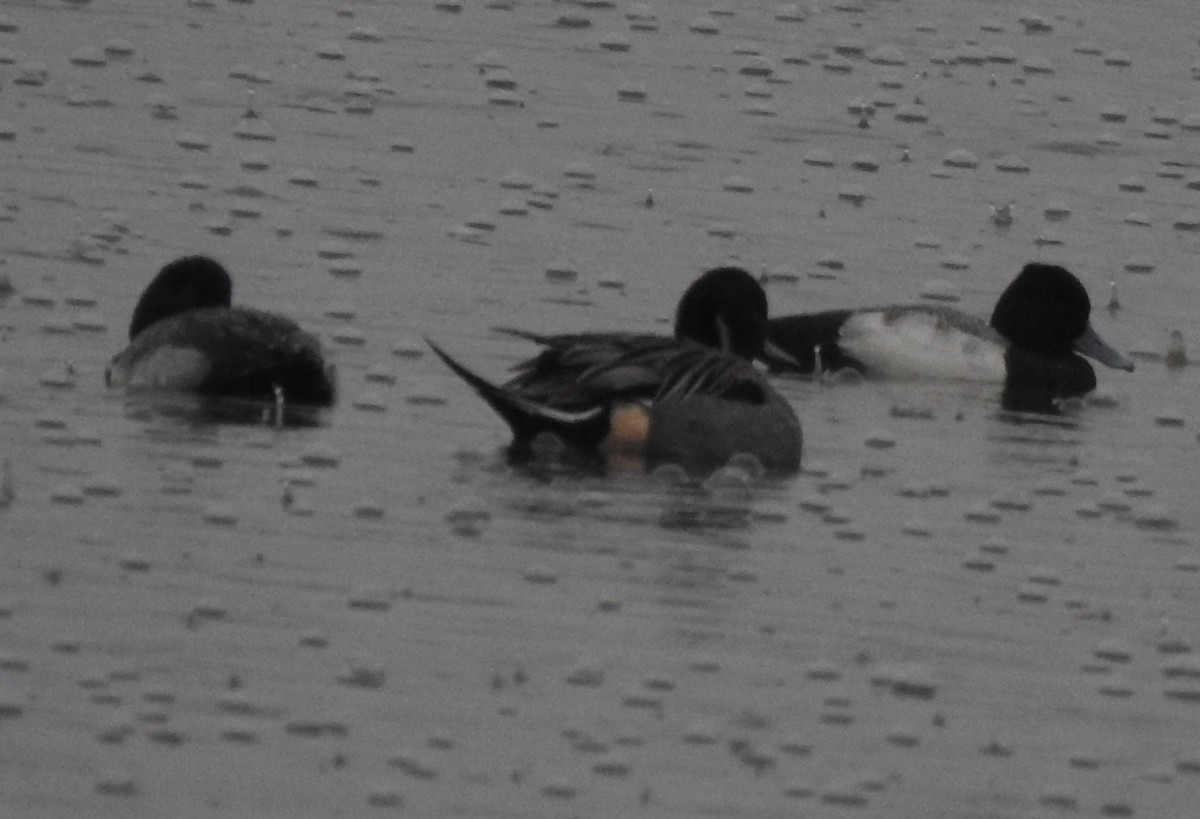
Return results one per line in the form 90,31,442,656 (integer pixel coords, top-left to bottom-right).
2,1,1200,817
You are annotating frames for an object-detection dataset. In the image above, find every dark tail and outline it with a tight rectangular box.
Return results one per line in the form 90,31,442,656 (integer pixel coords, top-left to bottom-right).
763,310,855,373
425,338,611,450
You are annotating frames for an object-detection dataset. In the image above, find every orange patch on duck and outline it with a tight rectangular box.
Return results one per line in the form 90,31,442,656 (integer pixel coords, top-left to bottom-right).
602,402,651,454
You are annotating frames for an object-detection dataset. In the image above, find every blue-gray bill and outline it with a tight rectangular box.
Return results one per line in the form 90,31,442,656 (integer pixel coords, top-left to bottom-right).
1073,323,1135,372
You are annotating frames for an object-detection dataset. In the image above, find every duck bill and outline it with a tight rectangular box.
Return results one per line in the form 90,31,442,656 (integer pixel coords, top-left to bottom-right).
1074,323,1135,371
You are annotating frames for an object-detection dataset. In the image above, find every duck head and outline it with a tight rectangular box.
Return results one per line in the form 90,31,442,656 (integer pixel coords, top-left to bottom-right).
990,263,1134,371
674,266,769,360
129,255,233,340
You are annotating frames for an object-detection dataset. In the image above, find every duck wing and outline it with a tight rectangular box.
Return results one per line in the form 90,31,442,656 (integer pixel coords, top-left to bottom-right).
504,333,768,408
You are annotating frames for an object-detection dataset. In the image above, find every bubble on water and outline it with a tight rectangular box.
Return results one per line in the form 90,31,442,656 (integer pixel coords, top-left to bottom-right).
594,594,621,613
219,720,259,744
95,769,137,796
338,659,386,689
70,46,107,68
381,749,436,778
50,483,84,505
802,148,835,168
322,299,356,318
287,169,318,188
445,497,490,537
1037,785,1079,810
359,363,396,387
176,132,211,151
989,490,1030,512
901,518,932,537
460,213,496,233
727,566,759,582
96,720,134,744
918,279,961,303
1134,505,1177,530
565,665,604,687
1094,640,1133,663
346,587,393,612
192,454,222,470
1153,409,1186,428
680,721,720,746
847,153,879,173
1162,656,1200,682
1118,175,1146,192
483,67,517,91
365,788,404,808
894,102,928,122
15,60,48,86
963,504,1000,524
117,551,150,572
147,727,185,745
351,391,388,413
204,216,231,238
0,651,27,672
820,781,868,807
0,688,25,718
347,26,383,43
523,564,559,584
285,719,349,738
837,184,868,206
940,148,978,169
1069,470,1098,486
993,155,1029,174
821,507,852,526
388,340,424,362
744,81,773,100
352,500,385,519
497,197,530,216
1173,213,1200,232
315,41,346,61
301,445,341,468
1015,583,1049,603
199,502,238,526
177,173,209,191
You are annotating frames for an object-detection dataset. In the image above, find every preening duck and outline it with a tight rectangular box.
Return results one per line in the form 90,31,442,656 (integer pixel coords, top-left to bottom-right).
428,266,802,473
106,255,336,408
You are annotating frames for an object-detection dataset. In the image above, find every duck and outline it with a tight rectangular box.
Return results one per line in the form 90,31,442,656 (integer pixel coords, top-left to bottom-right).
426,266,802,473
105,255,336,407
763,263,1134,407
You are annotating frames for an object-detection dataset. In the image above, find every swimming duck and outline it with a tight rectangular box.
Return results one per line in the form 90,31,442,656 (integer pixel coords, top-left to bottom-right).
106,255,336,407
427,266,802,473
763,263,1134,407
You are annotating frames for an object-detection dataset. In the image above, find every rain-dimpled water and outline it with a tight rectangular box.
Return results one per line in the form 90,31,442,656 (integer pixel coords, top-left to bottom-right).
1,1,1199,817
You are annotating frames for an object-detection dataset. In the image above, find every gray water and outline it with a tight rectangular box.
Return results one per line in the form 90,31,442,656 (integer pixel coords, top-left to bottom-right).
2,1,1199,816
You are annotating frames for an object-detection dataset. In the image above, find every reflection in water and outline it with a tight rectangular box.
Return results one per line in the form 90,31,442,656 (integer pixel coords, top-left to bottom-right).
120,391,332,430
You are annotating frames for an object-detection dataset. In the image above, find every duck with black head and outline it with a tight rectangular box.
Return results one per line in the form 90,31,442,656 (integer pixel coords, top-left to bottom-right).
427,266,803,474
106,255,336,409
763,262,1134,411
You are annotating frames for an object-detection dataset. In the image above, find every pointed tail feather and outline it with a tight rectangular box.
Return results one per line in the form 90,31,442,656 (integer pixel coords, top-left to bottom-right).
425,338,611,448
492,326,552,345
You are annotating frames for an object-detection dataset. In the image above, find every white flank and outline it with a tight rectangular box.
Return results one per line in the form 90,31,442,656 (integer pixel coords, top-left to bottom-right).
109,346,211,390
839,311,1007,383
